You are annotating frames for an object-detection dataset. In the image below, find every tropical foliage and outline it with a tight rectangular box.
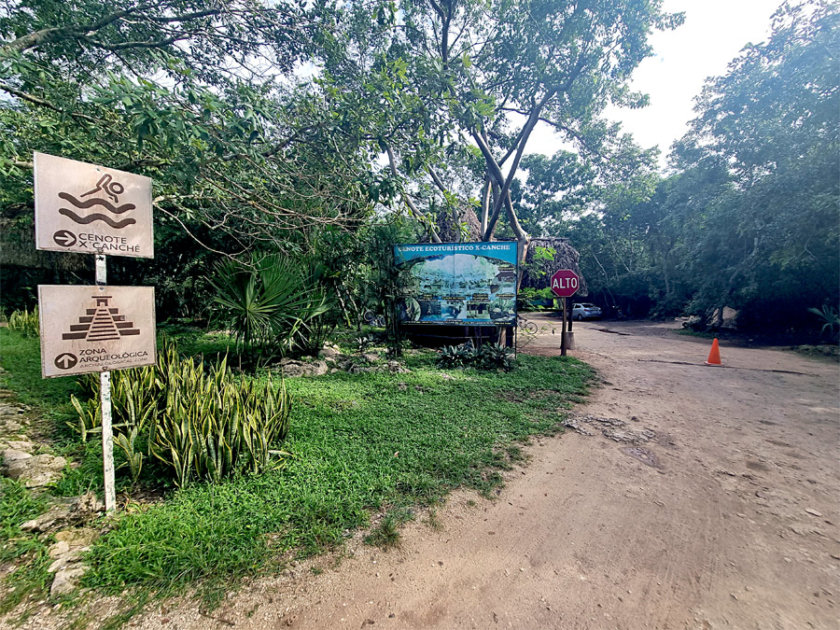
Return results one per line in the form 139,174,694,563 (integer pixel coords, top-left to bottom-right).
437,342,513,371
530,1,839,330
320,0,679,267
0,1,374,247
209,254,330,361
70,341,292,487
2,1,834,337
7,308,38,337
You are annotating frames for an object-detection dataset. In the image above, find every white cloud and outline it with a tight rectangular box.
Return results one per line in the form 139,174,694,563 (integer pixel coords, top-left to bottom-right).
527,0,781,170
611,0,780,165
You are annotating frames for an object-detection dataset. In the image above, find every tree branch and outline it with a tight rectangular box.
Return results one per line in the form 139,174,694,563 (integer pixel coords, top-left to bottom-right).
148,9,222,24
2,6,147,54
155,202,244,259
83,35,183,51
427,167,448,195
0,82,99,123
386,146,442,243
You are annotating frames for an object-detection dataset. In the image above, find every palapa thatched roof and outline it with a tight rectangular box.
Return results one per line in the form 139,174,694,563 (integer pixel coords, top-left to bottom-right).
522,237,588,296
431,205,483,243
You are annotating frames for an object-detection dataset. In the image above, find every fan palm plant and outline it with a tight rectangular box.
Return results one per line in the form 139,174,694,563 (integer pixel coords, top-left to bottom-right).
808,305,840,342
210,254,330,363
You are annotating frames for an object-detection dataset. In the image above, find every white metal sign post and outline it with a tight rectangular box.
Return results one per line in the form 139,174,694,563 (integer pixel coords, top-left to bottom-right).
34,153,155,513
97,256,115,512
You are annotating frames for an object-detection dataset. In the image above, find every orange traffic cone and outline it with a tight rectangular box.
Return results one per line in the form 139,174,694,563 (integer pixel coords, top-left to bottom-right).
705,338,722,366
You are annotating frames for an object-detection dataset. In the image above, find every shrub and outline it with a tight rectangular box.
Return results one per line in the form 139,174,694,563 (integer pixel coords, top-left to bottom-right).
517,288,538,310
356,335,376,352
7,308,39,338
70,341,291,487
436,342,513,371
476,343,514,372
209,253,330,363
808,305,840,342
517,287,556,311
436,343,477,369
361,222,417,357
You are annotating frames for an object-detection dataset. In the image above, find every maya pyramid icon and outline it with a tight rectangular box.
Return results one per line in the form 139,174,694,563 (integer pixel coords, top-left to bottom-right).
62,295,140,342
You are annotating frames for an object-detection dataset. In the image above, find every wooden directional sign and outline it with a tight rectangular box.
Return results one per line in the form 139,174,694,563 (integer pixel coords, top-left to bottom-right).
34,152,153,258
38,285,156,378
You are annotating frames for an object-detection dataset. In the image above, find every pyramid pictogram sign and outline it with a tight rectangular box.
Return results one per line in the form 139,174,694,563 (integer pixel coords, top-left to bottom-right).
62,295,140,341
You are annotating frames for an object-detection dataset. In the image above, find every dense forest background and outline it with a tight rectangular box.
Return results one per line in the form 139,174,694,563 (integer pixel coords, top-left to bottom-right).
1,0,837,337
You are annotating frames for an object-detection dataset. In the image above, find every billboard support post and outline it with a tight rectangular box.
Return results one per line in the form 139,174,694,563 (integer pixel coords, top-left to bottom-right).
95,254,116,512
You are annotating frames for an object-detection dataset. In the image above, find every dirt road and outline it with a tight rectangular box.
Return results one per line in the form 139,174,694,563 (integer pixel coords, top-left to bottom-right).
132,319,840,629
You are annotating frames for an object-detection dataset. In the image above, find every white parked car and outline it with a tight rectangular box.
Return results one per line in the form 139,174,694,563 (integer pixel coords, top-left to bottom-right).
572,303,602,320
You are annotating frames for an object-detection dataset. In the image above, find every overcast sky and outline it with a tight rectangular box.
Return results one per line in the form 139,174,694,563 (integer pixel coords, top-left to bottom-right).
527,0,783,169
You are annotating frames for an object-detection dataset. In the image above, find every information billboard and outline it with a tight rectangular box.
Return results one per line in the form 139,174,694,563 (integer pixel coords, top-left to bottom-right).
394,242,518,326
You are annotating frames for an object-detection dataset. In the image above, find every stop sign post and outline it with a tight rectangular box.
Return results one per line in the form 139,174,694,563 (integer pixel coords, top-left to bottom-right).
549,269,579,356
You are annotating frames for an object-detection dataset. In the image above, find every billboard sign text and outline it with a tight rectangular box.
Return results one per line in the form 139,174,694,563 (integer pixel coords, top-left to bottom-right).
34,152,153,258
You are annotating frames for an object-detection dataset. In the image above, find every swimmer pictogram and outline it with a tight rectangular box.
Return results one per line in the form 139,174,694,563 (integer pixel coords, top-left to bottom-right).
82,173,125,202
62,295,141,342
57,172,137,229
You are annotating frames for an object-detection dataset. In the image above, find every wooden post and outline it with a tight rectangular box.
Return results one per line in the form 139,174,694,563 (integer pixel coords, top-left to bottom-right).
560,297,568,357
95,254,116,513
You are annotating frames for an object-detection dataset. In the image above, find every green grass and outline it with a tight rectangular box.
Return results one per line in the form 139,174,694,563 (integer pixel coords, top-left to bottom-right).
0,328,594,603
364,508,412,549
82,350,592,596
0,479,53,615
157,323,235,359
0,331,80,438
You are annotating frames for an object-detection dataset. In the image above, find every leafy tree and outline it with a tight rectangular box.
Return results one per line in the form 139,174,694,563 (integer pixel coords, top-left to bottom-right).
1,1,402,320
514,135,661,315
515,151,596,237
0,1,377,256
323,0,681,271
671,0,839,328
564,1,838,330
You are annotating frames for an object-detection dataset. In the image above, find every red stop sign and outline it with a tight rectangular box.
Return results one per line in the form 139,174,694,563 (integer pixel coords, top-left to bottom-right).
550,269,579,298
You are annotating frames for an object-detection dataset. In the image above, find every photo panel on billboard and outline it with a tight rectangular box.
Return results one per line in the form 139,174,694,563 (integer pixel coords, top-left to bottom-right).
394,242,518,326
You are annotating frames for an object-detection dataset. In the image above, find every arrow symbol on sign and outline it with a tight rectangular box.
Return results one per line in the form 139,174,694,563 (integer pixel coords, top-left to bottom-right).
53,230,77,247
54,353,78,370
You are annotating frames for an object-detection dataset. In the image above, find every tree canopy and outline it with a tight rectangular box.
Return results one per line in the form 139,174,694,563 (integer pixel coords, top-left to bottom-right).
558,0,838,327
1,0,377,255
319,0,679,256
1,0,836,332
